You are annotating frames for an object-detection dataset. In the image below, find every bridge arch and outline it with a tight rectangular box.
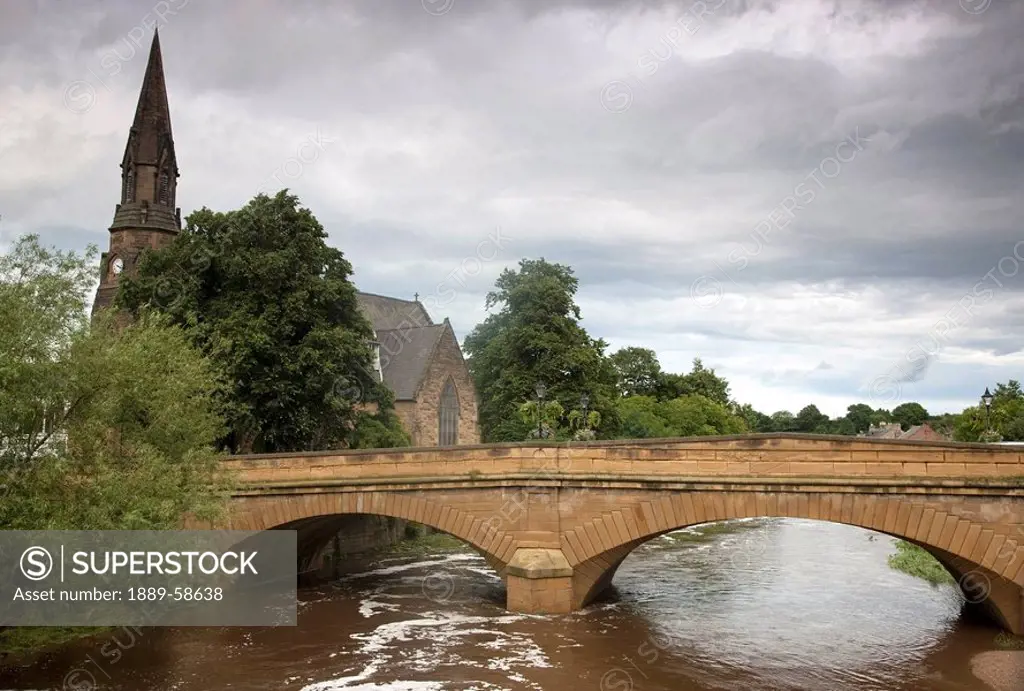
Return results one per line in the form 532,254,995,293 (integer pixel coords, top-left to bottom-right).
560,491,1024,633
220,491,518,577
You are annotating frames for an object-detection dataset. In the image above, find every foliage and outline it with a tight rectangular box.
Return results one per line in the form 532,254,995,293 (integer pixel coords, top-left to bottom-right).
610,346,662,397
891,402,929,431
0,235,229,531
656,358,730,405
615,395,746,438
845,404,874,434
795,404,828,432
769,410,798,432
953,381,1024,442
347,409,411,449
117,191,403,453
518,399,565,440
886,540,954,585
735,403,773,432
463,258,618,442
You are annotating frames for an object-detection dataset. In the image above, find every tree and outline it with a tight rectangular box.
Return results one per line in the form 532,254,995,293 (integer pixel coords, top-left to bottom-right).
794,404,828,433
891,402,928,431
679,358,730,406
736,403,773,432
463,258,618,442
118,191,406,453
954,380,1024,442
616,396,676,439
770,410,797,432
845,403,874,434
610,347,662,397
660,395,746,436
0,235,228,530
614,394,745,438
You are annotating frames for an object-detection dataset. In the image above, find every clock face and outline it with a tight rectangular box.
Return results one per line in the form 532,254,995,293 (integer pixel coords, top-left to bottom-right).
111,257,124,275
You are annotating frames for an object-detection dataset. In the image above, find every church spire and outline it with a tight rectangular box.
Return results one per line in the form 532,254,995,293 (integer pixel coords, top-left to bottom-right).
93,29,181,316
130,28,174,164
113,28,179,228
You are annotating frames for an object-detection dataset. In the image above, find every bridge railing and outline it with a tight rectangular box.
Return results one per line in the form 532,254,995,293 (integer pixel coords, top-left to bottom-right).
221,434,1024,486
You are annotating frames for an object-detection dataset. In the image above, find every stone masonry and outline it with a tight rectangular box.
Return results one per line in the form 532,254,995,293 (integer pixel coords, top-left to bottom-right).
199,434,1024,634
398,325,479,446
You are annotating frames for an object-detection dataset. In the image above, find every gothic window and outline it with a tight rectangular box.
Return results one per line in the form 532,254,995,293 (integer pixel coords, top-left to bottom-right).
125,167,135,202
158,171,170,205
438,379,459,446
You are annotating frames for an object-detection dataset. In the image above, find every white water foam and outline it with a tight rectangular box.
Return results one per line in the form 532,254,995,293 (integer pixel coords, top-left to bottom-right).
336,554,482,581
302,612,549,690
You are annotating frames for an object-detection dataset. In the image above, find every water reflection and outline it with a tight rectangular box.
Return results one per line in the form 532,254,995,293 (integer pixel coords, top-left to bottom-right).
0,519,1004,691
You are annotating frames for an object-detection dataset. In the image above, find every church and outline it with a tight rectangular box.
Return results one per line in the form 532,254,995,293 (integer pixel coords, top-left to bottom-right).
91,31,480,447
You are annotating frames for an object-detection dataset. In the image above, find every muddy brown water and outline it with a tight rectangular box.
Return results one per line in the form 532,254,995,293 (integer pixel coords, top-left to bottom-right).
0,518,1009,690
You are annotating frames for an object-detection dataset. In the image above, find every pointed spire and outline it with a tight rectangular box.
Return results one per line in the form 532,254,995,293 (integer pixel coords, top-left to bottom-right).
110,28,180,232
129,29,173,164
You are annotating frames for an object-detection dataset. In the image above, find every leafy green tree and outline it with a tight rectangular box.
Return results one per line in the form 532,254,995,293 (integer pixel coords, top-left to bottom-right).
518,399,565,439
795,404,828,432
0,235,228,530
869,408,892,427
610,347,662,397
616,396,676,438
928,413,958,439
770,410,798,432
656,358,730,405
463,258,618,442
892,402,929,430
736,403,773,432
845,403,874,434
118,191,405,453
955,380,1024,442
660,395,746,436
829,417,856,436
954,406,986,441
614,394,745,438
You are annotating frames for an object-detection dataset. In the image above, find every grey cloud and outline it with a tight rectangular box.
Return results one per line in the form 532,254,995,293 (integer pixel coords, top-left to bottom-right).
3,0,1023,416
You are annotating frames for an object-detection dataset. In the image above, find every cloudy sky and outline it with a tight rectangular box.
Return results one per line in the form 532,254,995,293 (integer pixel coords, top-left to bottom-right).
2,0,1023,417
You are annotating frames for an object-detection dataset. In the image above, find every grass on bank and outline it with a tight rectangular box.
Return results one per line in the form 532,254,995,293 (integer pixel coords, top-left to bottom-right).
994,632,1024,650
0,626,109,659
386,525,469,556
887,540,955,585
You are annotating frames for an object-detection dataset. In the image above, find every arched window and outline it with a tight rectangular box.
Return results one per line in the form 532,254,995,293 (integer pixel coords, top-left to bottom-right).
438,379,459,446
125,167,135,202
158,171,170,205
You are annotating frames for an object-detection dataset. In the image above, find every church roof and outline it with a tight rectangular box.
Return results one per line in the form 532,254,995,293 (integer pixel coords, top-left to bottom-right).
356,291,433,331
376,324,447,400
355,291,447,401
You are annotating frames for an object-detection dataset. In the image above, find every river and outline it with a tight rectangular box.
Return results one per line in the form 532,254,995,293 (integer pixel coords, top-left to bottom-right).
0,518,1013,690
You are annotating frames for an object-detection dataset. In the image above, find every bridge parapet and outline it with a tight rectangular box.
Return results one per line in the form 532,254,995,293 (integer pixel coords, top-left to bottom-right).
223,435,1024,486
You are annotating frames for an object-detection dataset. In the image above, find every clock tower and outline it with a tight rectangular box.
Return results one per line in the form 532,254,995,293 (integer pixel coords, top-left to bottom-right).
92,29,181,316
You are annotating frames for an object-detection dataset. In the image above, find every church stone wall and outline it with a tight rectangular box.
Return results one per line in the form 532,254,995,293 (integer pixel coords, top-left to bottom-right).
394,400,420,445
411,326,480,446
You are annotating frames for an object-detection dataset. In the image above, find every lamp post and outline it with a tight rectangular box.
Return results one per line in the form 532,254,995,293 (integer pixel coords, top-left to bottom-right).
579,393,590,432
535,381,546,439
982,387,994,434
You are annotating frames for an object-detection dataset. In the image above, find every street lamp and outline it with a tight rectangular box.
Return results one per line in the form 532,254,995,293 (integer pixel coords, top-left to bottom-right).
982,387,994,432
535,381,546,439
579,393,590,431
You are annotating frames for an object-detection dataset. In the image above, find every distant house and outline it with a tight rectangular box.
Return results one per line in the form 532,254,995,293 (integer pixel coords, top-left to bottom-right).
861,422,949,441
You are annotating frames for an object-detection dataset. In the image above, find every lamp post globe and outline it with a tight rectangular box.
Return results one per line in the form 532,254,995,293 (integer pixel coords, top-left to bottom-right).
981,387,994,434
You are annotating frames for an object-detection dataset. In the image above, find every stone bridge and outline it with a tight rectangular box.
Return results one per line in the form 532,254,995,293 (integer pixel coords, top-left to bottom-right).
205,434,1024,634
